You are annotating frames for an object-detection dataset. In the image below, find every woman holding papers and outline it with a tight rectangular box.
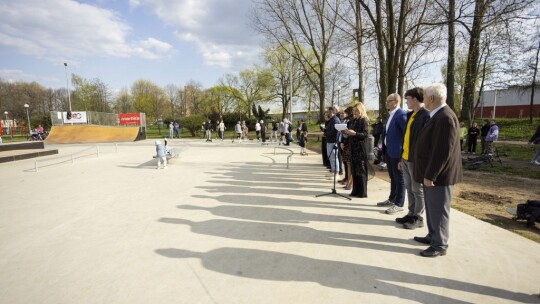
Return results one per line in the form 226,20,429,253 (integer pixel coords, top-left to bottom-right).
341,103,370,198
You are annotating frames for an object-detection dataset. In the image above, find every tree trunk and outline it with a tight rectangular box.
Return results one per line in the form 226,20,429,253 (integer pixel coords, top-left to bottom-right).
355,0,365,104
461,0,486,121
530,39,540,124
446,0,456,110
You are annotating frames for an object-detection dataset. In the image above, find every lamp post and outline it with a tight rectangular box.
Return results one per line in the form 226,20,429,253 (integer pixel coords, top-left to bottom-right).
64,62,72,112
24,104,31,138
3,111,8,136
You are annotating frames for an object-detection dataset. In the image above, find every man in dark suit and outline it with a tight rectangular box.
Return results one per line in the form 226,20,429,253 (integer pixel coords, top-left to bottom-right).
413,83,463,257
378,93,407,215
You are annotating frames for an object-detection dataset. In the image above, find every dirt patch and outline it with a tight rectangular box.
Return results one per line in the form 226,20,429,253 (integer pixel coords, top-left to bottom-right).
374,166,540,243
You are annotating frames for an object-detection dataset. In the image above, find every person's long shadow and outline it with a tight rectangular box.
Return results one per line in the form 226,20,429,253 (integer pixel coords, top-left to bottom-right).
155,247,536,303
178,204,390,226
158,217,416,254
192,194,373,212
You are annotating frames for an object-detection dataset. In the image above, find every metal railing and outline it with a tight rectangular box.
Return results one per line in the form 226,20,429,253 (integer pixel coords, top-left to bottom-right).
273,147,294,168
33,143,118,172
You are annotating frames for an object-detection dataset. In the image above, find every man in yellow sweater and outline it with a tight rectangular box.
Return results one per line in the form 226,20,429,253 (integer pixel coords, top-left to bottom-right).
396,88,430,229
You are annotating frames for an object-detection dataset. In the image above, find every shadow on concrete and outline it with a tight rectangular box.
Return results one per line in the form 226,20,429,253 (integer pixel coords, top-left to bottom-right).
158,218,416,254
177,204,390,226
192,194,371,212
155,247,537,303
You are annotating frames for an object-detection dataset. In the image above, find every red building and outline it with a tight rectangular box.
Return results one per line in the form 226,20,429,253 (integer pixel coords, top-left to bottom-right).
474,86,540,118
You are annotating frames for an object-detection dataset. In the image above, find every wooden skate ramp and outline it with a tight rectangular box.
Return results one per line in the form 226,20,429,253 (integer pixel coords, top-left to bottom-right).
45,125,140,144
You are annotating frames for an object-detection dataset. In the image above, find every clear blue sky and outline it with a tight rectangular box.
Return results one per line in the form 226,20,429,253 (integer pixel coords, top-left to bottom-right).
0,0,261,91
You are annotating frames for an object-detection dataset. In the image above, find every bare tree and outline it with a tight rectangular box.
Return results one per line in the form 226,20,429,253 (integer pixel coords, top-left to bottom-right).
252,0,341,121
164,84,181,119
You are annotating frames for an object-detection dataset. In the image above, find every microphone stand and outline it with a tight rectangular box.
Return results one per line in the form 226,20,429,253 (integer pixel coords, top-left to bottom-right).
316,143,351,200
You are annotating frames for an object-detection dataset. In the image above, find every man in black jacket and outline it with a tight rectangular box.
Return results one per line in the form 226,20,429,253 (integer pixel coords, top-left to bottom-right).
395,88,430,229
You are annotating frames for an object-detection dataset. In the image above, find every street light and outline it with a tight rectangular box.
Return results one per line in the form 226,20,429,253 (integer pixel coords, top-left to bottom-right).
64,62,72,112
3,111,8,136
24,104,31,138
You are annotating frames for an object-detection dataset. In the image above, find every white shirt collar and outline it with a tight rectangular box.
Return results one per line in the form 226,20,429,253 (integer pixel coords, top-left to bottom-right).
429,104,447,118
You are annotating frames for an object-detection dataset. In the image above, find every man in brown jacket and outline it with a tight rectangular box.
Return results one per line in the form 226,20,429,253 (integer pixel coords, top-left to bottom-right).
413,83,463,257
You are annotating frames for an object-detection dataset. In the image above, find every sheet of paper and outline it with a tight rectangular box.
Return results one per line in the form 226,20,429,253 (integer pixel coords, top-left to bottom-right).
335,123,348,131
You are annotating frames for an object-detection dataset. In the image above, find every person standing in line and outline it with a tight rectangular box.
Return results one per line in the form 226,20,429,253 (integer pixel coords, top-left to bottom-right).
271,119,278,142
342,103,369,197
234,121,242,143
480,119,490,154
371,116,384,148
323,106,342,180
255,121,261,141
168,122,174,139
484,120,499,154
528,124,540,165
260,120,268,145
378,93,407,215
155,140,167,169
321,114,330,169
413,83,463,257
395,87,429,229
173,121,180,138
459,122,467,152
467,122,480,154
218,120,225,140
339,107,353,189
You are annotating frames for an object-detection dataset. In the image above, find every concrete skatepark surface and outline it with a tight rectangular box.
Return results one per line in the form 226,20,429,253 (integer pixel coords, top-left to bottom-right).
0,139,539,304
45,125,140,144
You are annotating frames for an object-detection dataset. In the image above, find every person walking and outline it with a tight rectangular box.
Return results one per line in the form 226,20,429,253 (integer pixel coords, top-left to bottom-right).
298,119,308,155
204,120,213,142
395,87,429,229
467,122,480,154
218,121,225,140
271,119,278,142
155,140,167,169
342,103,370,197
234,121,242,143
168,122,174,139
173,121,180,138
378,93,407,215
485,120,499,154
413,83,463,258
528,124,540,165
260,120,268,145
255,121,261,141
480,119,490,154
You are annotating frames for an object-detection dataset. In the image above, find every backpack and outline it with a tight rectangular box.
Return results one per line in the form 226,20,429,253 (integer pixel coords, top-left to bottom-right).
288,123,292,132
515,200,540,227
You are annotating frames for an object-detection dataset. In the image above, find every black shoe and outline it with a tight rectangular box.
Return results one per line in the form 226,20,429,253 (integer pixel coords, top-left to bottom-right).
413,236,431,245
404,217,424,229
420,247,447,257
395,214,414,224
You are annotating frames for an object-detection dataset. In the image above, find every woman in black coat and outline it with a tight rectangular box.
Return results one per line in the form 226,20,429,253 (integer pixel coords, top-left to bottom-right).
342,103,370,198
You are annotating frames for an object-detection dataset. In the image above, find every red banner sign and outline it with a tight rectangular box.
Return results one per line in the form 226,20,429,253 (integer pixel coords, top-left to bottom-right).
119,113,141,125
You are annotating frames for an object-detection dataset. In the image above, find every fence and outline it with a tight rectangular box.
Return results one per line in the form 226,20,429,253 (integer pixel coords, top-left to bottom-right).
50,111,146,127
32,143,118,172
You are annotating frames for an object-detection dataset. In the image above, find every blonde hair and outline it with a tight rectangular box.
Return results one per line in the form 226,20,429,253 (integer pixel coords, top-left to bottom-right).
353,102,369,122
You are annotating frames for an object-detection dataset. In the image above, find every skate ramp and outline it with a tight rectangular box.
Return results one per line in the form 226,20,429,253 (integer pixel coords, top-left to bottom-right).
45,125,140,144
